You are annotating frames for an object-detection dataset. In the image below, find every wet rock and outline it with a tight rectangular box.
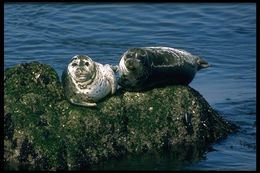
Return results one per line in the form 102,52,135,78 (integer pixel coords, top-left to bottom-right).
4,62,236,170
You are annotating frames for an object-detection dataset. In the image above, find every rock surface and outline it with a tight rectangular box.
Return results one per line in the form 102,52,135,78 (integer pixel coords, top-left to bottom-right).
4,62,236,170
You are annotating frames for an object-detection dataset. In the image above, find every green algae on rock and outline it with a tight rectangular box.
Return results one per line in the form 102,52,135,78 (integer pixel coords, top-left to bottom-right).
4,62,236,170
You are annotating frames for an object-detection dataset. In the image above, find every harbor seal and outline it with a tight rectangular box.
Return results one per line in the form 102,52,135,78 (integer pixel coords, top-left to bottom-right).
118,46,210,91
62,55,117,107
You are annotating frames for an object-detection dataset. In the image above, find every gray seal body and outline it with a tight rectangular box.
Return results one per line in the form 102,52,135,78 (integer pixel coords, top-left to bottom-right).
62,55,117,107
118,47,210,91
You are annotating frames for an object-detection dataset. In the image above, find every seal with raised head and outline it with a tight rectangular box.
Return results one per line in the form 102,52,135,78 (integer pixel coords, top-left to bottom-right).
62,55,117,107
118,46,210,91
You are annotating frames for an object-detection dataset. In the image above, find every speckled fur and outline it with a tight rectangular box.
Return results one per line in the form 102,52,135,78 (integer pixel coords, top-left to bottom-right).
62,55,117,107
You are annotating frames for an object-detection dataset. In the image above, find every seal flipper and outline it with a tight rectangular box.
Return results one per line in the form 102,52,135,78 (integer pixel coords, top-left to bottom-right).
197,58,211,70
70,98,97,107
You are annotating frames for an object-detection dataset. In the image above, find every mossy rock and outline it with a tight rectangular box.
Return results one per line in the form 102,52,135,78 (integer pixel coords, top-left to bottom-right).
4,62,236,170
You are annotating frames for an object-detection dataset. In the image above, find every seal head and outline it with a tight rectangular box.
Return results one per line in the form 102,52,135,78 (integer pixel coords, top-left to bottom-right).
68,55,96,83
119,48,150,89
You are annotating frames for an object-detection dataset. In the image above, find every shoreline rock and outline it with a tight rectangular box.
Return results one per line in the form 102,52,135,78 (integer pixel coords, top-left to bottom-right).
4,62,236,170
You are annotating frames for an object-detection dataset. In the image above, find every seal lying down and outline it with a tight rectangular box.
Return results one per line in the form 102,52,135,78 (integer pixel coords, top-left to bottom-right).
118,47,210,91
62,55,117,107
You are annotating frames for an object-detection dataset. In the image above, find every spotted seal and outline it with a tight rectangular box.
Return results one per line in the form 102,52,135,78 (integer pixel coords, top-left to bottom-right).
62,55,117,107
118,46,210,91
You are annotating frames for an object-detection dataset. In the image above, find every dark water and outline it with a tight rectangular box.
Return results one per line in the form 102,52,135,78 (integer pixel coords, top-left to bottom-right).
4,3,256,170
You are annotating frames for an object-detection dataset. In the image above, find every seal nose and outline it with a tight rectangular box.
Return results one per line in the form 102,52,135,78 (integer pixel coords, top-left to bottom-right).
125,58,140,70
125,58,137,70
76,68,84,73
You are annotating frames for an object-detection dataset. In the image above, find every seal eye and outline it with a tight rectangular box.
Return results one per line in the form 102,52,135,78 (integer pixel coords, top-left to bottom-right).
72,63,77,67
85,62,89,66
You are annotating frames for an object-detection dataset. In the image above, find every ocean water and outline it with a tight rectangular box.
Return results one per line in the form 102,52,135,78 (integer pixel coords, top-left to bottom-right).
4,3,256,170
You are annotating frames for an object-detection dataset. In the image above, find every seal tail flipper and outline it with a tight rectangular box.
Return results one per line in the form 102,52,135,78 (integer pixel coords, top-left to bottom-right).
197,58,211,70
